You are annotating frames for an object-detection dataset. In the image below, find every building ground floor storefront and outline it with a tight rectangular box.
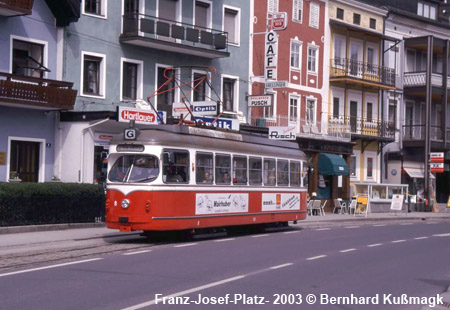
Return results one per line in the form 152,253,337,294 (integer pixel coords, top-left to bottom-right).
0,106,57,183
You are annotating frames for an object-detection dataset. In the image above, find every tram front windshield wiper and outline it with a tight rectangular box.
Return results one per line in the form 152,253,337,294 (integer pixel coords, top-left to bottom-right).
132,176,157,183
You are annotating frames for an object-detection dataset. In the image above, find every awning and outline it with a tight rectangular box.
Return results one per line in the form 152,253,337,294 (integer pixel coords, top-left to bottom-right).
318,153,349,176
403,161,435,179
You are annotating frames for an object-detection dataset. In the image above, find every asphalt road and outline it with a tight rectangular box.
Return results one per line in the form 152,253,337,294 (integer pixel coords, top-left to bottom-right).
0,221,449,310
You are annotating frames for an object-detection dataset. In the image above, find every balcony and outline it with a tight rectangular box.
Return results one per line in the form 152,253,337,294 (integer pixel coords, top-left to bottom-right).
328,115,395,141
249,115,351,142
120,13,229,59
0,0,33,16
0,72,77,110
330,58,395,90
404,72,444,88
403,124,443,142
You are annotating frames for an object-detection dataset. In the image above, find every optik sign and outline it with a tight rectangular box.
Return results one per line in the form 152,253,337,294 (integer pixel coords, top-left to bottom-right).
265,31,278,80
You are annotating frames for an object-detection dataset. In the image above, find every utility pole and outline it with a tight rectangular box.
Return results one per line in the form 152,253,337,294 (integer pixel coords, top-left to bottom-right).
424,35,433,207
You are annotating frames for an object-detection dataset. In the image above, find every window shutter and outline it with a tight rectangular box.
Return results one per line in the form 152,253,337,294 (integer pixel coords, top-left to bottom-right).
293,0,303,22
268,0,278,13
309,2,319,29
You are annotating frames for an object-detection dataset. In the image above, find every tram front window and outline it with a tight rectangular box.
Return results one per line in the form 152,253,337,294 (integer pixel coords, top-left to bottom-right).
108,155,159,183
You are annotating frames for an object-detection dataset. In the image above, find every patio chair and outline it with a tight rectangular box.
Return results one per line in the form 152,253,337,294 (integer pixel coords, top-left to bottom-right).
311,200,322,216
333,199,343,214
320,200,327,215
307,199,313,216
348,199,357,215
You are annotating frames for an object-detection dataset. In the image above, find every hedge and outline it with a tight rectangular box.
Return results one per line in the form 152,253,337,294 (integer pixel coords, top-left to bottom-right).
0,183,105,227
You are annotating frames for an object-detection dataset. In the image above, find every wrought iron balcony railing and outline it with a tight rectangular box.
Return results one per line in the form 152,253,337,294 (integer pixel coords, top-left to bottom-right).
0,72,77,110
330,58,395,87
402,124,443,141
120,13,229,58
328,115,395,140
0,0,34,16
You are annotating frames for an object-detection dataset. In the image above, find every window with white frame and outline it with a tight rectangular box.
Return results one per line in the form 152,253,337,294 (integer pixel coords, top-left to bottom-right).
222,76,238,112
12,38,46,78
351,150,360,180
306,98,316,124
83,0,107,17
366,102,373,122
121,58,143,101
195,1,212,29
365,152,376,180
81,52,105,98
289,96,299,122
309,1,319,29
350,156,356,177
417,2,436,20
264,91,275,118
290,41,301,70
156,66,177,116
268,0,278,13
224,7,240,45
292,0,303,23
333,97,340,119
307,46,318,73
192,71,210,102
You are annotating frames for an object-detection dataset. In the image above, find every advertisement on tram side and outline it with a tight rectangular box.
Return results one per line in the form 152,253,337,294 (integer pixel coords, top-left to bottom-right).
195,193,249,215
261,193,301,211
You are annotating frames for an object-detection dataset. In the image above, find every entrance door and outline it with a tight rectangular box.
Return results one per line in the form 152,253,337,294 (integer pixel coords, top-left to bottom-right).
350,101,358,133
9,140,40,182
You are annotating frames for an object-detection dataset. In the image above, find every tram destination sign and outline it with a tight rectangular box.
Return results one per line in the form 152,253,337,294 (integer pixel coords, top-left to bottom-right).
248,94,273,107
265,81,287,89
268,126,297,140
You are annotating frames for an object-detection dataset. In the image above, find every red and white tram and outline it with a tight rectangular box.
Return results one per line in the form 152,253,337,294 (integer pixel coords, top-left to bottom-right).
105,125,308,233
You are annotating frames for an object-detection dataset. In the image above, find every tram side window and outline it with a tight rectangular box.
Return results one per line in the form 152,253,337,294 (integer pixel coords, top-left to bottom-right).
302,162,309,188
233,156,247,185
263,158,276,186
162,150,189,183
277,159,289,186
249,157,262,185
196,152,213,184
216,154,231,184
290,161,301,187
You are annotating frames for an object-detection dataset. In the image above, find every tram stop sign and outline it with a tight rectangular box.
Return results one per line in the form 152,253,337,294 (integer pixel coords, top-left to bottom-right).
271,12,287,31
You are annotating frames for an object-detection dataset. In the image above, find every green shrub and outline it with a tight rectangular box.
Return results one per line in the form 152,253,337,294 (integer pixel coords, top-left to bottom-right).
0,183,105,227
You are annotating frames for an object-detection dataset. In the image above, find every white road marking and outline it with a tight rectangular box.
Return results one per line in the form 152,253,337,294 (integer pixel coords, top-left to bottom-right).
306,255,327,261
400,223,413,226
345,226,360,229
367,243,383,247
373,224,387,227
391,240,406,243
433,233,450,237
340,248,356,253
214,238,235,242
251,234,270,238
315,228,330,231
283,231,299,234
269,263,293,270
174,243,198,248
427,222,438,224
0,258,103,278
120,275,246,310
123,250,152,255
414,237,429,240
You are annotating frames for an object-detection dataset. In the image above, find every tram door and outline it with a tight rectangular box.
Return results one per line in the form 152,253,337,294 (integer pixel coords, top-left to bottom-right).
94,146,108,184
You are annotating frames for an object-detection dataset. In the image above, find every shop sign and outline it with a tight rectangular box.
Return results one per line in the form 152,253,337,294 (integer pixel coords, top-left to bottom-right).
191,101,217,117
118,107,158,125
192,116,239,131
430,152,444,163
271,12,288,30
390,194,404,211
94,132,114,147
172,101,191,117
265,81,288,89
430,162,444,173
268,126,297,140
265,30,278,80
248,95,272,107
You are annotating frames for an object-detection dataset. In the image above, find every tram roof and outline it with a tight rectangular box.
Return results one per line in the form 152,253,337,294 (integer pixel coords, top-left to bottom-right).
111,125,306,159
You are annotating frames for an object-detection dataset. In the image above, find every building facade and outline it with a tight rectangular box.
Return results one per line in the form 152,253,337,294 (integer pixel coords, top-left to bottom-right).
0,0,78,183
58,0,252,183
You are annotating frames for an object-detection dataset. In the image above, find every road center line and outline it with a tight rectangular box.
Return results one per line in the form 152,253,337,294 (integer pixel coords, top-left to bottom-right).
373,224,387,227
251,234,270,238
400,223,413,226
120,275,246,310
426,222,438,224
174,243,198,248
214,238,235,242
306,255,327,261
0,258,103,278
414,236,429,240
345,226,360,229
433,233,450,237
340,248,356,253
283,231,299,234
391,240,406,243
367,243,383,247
123,250,152,255
270,263,293,270
315,228,330,231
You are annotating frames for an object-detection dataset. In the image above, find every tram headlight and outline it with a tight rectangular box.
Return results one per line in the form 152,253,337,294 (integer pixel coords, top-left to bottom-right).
121,199,130,209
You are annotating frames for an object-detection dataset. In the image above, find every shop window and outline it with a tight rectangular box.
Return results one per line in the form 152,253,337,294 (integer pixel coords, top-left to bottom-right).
9,140,40,182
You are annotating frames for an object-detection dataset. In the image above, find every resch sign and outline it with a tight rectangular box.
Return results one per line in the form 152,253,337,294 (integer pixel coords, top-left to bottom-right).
269,126,296,140
248,95,272,107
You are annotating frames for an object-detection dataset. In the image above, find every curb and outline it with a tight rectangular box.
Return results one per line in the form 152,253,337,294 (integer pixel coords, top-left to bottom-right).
0,222,106,235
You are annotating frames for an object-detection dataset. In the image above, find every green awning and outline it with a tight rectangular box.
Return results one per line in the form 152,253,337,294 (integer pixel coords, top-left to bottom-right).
318,153,349,176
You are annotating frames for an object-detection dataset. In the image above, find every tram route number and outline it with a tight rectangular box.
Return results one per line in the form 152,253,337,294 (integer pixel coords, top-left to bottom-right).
124,128,138,140
154,293,304,305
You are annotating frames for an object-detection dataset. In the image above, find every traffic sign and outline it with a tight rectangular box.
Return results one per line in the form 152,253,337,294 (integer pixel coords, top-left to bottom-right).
430,152,444,163
430,162,444,173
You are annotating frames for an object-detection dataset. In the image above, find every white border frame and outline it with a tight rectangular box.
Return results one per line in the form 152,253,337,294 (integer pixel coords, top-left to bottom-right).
306,96,317,125
82,0,108,19
307,44,319,74
154,63,180,110
121,0,145,35
156,0,182,21
364,151,377,181
9,35,49,79
288,93,300,125
290,39,302,71
292,0,303,24
80,51,106,99
7,136,45,183
223,4,241,47
221,74,239,113
120,57,144,102
193,0,213,29
309,1,320,29
191,68,212,103
350,149,361,181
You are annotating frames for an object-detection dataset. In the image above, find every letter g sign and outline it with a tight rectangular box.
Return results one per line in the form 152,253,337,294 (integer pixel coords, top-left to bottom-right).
124,128,137,140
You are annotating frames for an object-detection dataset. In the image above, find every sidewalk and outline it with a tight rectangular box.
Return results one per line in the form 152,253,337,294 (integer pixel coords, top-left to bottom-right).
0,205,449,247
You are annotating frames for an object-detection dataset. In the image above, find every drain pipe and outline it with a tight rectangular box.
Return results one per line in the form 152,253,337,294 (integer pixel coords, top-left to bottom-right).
79,118,110,183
